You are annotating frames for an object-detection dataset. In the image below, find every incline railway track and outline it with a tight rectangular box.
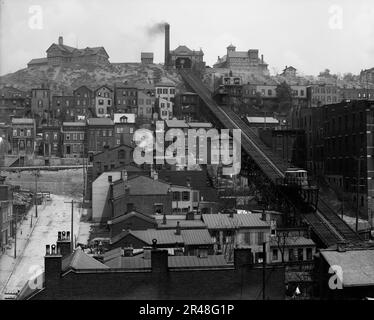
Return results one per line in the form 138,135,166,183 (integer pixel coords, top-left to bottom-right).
179,69,362,247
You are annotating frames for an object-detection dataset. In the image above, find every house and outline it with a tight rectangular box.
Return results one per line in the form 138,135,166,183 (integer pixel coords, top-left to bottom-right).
306,84,339,108
137,91,155,121
31,87,50,120
269,236,316,263
39,124,62,158
61,122,86,158
113,113,136,146
94,85,113,117
141,52,154,64
158,169,219,214
175,92,201,122
167,45,205,72
317,245,374,300
281,66,297,78
155,82,175,102
155,212,207,230
51,95,75,121
110,227,214,256
11,118,36,156
19,232,285,300
114,84,138,114
92,173,172,222
73,85,94,118
202,212,274,263
0,87,31,122
86,118,115,154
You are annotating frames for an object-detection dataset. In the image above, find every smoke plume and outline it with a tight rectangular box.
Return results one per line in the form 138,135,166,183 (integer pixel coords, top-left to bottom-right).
146,22,168,37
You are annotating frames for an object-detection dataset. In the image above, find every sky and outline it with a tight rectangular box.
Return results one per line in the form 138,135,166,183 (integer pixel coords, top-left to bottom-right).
0,0,373,76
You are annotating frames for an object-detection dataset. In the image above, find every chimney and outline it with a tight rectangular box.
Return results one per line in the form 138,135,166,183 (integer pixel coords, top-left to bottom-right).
164,23,170,67
143,246,152,259
108,175,112,183
234,248,253,269
151,249,168,272
56,231,71,258
162,213,167,225
175,221,181,235
229,210,234,218
44,244,62,288
261,54,264,64
58,36,63,46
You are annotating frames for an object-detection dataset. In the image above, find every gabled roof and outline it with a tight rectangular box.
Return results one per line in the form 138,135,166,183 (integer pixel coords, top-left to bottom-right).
171,45,204,56
46,42,76,54
107,211,157,226
62,247,109,271
202,213,270,230
111,228,213,246
28,58,48,65
269,236,316,247
126,175,171,195
113,113,136,124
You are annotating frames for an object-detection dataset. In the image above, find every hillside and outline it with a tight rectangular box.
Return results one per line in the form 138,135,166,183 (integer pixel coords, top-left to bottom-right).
0,63,186,93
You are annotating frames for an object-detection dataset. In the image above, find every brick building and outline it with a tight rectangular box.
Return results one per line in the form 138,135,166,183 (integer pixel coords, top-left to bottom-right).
11,118,36,155
40,124,62,157
73,86,94,118
87,118,115,154
0,87,31,122
137,91,155,121
113,113,136,146
31,87,50,120
0,181,13,253
51,95,75,121
307,84,339,108
175,92,201,122
140,52,154,64
114,84,138,114
19,233,285,300
61,122,86,158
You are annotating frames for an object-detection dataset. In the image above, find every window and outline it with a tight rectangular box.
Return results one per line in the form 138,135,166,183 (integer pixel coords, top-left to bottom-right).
257,232,264,244
182,191,190,201
173,192,181,201
108,130,112,137
98,99,104,105
13,129,17,136
306,248,313,260
118,150,126,159
272,249,278,261
103,130,106,137
53,133,58,140
244,232,251,244
116,139,120,145
66,134,70,141
73,133,77,140
129,128,134,134
80,133,84,140
297,248,304,261
154,204,163,214
163,88,168,94
289,248,295,261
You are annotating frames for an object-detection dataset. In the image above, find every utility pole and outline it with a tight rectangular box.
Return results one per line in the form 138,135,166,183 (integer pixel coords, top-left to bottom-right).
356,156,361,232
262,241,266,300
14,202,17,258
34,171,38,218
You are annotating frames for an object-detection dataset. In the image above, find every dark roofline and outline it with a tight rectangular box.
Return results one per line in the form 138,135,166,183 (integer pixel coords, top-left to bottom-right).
92,143,134,158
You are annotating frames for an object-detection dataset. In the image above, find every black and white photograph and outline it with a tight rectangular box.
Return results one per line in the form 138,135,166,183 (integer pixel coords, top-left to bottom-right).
0,0,373,307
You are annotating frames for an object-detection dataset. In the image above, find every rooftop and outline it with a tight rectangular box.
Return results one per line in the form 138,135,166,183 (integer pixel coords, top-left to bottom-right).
11,118,35,124
321,248,374,287
269,236,316,247
247,116,279,124
87,118,114,126
202,213,270,230
113,113,136,124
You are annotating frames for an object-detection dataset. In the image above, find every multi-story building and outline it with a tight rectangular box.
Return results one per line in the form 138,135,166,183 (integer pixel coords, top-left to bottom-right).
94,85,113,117
73,86,94,118
0,181,13,254
307,84,339,107
114,84,138,114
113,113,136,146
40,124,62,157
175,92,201,122
27,36,110,67
51,95,75,121
155,83,175,102
87,118,115,154
0,87,31,122
339,87,374,101
290,85,308,106
281,66,297,78
157,98,173,120
214,44,269,75
360,67,374,85
62,122,86,158
0,123,11,160
11,118,36,155
31,87,50,119
322,100,374,226
137,91,155,121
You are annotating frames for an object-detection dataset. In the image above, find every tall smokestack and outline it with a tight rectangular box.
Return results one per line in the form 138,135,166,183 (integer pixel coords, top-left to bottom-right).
165,23,170,67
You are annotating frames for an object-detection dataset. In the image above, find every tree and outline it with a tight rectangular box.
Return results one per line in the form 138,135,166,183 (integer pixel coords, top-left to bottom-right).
276,82,292,112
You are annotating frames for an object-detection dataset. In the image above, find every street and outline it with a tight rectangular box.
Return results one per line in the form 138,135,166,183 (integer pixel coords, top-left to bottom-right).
0,194,91,299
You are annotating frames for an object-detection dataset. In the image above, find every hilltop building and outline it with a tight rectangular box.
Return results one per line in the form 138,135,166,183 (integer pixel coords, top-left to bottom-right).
27,36,110,68
213,44,269,75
